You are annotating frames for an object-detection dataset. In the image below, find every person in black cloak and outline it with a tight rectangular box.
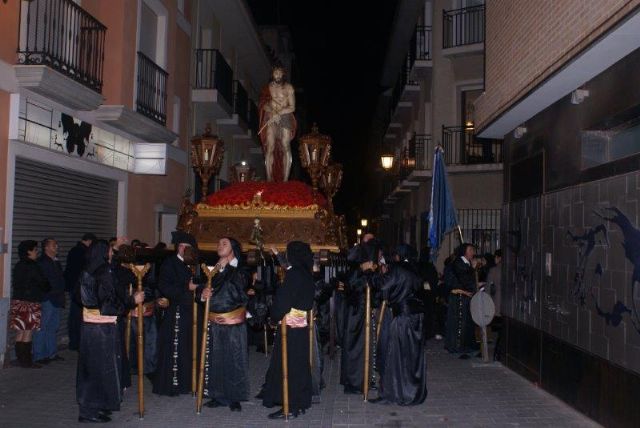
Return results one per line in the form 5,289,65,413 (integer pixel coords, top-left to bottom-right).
152,231,200,396
263,241,315,419
444,243,479,358
198,237,250,412
340,239,384,395
371,243,427,405
76,240,144,423
112,244,158,389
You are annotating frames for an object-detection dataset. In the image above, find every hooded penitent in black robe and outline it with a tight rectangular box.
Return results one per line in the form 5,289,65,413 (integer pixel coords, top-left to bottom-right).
153,255,195,396
444,257,478,354
76,241,124,419
375,264,427,405
196,260,250,405
263,241,315,413
340,240,383,394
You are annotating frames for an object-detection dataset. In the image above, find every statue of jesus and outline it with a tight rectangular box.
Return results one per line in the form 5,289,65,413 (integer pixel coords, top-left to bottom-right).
258,65,296,182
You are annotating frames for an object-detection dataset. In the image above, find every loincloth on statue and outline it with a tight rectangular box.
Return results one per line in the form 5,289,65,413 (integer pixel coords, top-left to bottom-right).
267,113,295,132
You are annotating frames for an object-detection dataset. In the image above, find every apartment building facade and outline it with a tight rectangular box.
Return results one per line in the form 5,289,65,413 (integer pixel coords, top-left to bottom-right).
0,0,275,366
374,0,502,265
476,1,640,426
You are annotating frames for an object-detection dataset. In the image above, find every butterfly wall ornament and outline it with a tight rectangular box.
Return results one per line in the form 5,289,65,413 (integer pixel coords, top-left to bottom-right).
60,113,92,157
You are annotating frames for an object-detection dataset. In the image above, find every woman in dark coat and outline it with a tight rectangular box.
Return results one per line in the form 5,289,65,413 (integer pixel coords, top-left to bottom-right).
263,241,315,419
10,240,50,368
76,241,143,423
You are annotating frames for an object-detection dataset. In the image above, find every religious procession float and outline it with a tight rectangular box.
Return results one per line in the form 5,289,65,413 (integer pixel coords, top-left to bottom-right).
176,124,347,257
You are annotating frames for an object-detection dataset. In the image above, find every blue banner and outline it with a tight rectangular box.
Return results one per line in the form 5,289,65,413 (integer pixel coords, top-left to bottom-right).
428,147,458,261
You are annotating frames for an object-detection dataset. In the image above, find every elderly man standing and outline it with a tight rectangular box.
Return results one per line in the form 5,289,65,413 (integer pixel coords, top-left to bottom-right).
64,233,96,351
33,238,65,364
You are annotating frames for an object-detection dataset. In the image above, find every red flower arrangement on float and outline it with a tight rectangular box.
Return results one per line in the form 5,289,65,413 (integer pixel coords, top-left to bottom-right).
206,181,327,208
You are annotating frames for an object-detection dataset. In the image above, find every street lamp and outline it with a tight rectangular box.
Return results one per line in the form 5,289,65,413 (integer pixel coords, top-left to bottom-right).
190,124,224,202
380,153,394,171
360,219,368,228
356,228,362,237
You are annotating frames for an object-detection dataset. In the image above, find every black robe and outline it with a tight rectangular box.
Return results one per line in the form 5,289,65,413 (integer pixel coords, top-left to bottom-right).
262,265,314,411
196,264,250,403
444,257,478,354
153,255,195,396
340,269,381,393
76,259,124,415
376,264,427,405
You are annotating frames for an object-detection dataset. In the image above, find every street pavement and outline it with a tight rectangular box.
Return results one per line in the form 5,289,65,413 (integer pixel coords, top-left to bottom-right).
0,341,600,428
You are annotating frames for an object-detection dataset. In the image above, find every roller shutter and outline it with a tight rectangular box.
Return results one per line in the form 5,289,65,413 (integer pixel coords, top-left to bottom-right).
11,157,118,345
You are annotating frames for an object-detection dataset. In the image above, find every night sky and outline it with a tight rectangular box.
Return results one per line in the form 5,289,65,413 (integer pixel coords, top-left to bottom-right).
247,0,398,224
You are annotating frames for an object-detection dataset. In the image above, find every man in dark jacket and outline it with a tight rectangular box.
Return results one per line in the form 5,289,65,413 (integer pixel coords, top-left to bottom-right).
444,243,479,358
64,233,96,351
33,238,66,363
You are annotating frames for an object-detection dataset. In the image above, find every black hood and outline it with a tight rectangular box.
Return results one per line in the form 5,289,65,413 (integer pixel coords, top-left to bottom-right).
86,240,110,274
358,239,381,264
286,241,313,272
395,244,417,263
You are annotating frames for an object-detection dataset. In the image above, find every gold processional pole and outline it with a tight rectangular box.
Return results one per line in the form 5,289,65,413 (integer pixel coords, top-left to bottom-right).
376,300,387,341
309,308,314,368
127,263,151,420
196,264,220,414
125,283,133,359
263,324,269,356
281,319,290,420
191,266,198,397
363,282,372,402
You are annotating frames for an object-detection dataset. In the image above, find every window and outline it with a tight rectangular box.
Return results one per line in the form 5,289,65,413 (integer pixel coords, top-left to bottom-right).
139,3,158,61
460,88,482,129
582,119,640,169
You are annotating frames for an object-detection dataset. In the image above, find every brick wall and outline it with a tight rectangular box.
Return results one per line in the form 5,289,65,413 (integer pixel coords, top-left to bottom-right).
475,0,640,134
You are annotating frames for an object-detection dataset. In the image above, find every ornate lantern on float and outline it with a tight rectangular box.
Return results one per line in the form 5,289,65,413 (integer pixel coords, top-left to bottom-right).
299,124,332,196
190,124,224,202
320,162,343,212
230,161,255,183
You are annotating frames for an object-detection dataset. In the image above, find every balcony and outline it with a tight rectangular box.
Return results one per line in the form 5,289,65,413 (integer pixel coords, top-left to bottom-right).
218,80,250,137
407,25,433,81
441,125,502,171
192,49,234,125
136,52,168,125
91,52,176,144
442,5,485,57
15,0,106,110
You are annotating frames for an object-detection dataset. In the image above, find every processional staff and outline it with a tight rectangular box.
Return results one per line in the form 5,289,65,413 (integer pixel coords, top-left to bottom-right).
363,280,372,402
196,263,221,414
126,263,151,420
125,283,133,358
190,264,198,397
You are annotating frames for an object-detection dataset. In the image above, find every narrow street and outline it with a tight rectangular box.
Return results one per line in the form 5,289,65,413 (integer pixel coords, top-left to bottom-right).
0,342,599,428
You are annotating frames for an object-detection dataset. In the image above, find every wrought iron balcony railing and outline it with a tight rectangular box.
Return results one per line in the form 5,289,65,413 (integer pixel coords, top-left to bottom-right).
441,125,502,165
193,49,234,107
17,0,106,93
233,80,249,123
399,134,431,179
409,25,432,67
443,4,485,49
136,52,168,125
